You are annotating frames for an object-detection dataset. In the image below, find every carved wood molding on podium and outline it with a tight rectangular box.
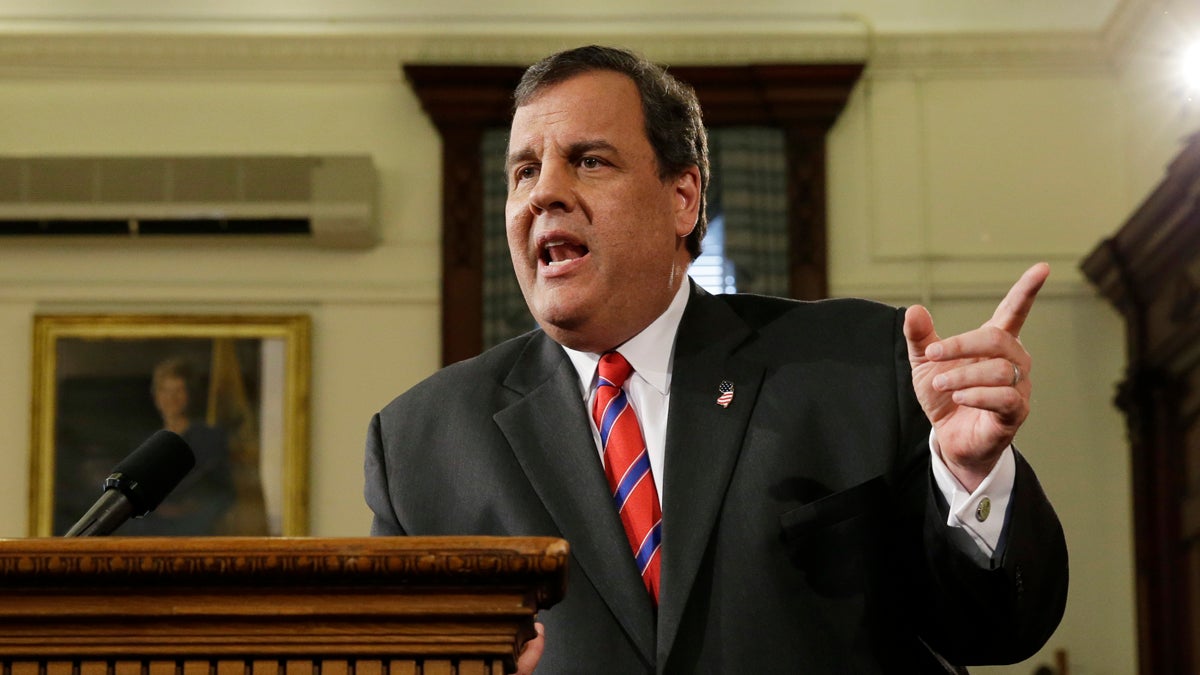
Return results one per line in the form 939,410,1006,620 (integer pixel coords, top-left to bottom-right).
0,536,568,674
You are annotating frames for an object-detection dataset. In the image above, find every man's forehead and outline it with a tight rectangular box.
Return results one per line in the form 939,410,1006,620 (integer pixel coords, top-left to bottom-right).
517,68,638,108
507,72,645,150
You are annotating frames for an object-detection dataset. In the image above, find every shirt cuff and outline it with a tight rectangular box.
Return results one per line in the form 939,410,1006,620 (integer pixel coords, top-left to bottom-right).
929,429,1015,558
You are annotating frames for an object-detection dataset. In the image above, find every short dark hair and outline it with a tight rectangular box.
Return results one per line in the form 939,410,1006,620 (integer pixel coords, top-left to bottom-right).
151,357,192,394
152,357,194,410
514,45,709,260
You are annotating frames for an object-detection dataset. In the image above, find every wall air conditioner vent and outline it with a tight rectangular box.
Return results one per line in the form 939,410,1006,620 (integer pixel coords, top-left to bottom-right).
0,155,377,248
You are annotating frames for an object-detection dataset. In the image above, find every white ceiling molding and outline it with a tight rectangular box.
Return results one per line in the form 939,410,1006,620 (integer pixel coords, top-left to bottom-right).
1103,0,1200,74
0,33,874,81
867,32,1112,77
0,2,1124,35
0,2,1164,81
1101,0,1161,63
1102,0,1149,56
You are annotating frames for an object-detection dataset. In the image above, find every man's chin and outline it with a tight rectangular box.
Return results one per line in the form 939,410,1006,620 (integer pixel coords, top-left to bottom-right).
531,311,602,351
532,311,584,339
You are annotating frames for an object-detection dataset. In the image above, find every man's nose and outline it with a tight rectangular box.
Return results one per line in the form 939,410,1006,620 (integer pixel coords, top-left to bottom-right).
528,162,576,215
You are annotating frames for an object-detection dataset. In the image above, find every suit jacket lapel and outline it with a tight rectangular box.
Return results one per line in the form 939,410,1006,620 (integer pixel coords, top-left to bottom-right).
657,287,763,666
493,333,657,663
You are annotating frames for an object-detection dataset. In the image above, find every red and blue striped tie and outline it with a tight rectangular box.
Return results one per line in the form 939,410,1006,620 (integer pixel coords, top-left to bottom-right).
593,351,662,605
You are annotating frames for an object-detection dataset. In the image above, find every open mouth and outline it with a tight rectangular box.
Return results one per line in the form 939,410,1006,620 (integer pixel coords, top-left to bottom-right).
541,240,590,267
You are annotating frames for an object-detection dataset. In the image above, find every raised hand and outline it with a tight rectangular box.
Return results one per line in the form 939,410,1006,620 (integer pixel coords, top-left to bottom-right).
902,263,1050,492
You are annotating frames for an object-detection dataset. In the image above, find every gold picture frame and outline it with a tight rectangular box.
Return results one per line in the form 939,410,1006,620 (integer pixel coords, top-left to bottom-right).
29,314,310,537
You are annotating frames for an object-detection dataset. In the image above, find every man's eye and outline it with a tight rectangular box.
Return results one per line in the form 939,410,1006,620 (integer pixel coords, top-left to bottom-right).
580,157,601,169
516,166,538,181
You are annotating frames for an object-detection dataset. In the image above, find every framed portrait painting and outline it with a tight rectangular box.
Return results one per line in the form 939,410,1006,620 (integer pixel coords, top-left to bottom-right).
29,314,310,537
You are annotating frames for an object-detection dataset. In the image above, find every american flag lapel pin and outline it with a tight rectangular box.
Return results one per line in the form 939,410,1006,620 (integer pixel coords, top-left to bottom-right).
716,380,735,408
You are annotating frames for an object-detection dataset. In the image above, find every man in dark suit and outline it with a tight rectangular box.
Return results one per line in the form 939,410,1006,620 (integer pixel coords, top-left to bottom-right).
365,45,1067,673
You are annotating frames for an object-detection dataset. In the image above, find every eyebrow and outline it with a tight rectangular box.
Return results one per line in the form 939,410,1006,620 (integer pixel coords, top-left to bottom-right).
505,147,537,175
505,139,621,174
565,139,619,161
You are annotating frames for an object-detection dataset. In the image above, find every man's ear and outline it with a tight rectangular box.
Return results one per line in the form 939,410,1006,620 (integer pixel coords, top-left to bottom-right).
673,166,702,238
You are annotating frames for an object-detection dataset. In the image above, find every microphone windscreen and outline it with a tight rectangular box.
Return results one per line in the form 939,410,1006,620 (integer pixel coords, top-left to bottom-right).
108,429,196,514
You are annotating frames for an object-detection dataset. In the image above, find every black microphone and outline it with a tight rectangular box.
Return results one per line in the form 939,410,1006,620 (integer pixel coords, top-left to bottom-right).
63,429,196,537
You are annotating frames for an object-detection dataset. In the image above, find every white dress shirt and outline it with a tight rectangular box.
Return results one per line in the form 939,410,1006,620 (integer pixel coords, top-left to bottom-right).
563,281,1014,557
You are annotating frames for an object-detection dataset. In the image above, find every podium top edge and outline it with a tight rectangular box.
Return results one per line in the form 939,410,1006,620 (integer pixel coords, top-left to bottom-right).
0,535,567,556
0,536,570,602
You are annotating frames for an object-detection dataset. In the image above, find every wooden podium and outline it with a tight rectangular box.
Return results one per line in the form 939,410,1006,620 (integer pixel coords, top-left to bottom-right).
0,536,568,675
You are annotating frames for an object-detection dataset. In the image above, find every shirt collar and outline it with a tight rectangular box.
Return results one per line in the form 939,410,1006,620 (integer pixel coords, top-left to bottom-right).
562,280,691,398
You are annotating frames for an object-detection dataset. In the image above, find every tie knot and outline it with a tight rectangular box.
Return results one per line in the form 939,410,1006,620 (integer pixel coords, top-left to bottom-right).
597,351,634,389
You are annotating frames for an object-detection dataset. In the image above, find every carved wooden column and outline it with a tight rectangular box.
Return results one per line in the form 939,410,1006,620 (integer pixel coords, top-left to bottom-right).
784,130,830,300
402,66,520,367
1082,131,1200,675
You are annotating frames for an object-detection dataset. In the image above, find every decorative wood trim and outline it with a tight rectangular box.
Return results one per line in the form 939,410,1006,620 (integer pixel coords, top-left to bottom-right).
403,66,520,364
405,62,862,364
0,536,567,588
1082,133,1200,358
784,130,830,299
0,536,567,665
1082,130,1200,675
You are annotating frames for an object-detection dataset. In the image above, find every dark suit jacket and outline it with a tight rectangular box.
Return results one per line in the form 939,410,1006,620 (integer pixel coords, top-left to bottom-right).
364,286,1068,673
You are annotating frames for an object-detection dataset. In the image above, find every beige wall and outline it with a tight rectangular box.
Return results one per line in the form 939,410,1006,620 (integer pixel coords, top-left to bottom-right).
827,67,1139,673
2,2,1199,671
0,76,444,537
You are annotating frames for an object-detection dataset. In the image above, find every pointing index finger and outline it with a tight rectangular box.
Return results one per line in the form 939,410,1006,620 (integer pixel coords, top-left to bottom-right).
988,262,1050,337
